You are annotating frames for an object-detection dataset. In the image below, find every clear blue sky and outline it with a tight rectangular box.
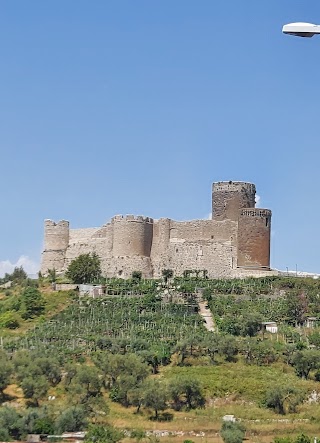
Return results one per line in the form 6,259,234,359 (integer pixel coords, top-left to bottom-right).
0,1,319,275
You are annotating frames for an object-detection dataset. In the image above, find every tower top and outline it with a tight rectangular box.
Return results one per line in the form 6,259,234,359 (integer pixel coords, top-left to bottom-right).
213,181,256,193
212,181,256,221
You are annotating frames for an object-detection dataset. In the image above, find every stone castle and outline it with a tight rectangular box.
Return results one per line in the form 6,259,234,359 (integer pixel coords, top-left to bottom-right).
41,181,275,279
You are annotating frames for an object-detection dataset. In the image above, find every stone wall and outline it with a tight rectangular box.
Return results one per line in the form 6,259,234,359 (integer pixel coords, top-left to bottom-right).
150,218,238,278
40,180,273,279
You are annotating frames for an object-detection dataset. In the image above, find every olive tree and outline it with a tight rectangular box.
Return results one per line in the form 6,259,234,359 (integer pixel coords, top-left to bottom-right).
66,253,101,284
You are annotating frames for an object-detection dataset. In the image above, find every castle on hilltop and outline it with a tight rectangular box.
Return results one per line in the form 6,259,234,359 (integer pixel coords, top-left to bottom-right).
41,181,275,279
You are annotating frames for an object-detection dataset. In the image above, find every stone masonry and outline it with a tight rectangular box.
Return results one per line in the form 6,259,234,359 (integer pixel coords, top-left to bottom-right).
41,181,276,279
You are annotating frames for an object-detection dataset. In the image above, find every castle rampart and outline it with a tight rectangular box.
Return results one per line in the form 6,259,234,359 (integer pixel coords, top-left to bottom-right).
40,181,275,279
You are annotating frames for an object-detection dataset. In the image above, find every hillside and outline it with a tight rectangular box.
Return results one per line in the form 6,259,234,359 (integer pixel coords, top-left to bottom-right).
1,275,320,442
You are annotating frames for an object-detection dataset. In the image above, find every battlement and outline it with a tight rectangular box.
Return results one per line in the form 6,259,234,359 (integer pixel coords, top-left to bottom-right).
45,219,69,228
213,181,256,194
240,209,272,218
112,215,154,224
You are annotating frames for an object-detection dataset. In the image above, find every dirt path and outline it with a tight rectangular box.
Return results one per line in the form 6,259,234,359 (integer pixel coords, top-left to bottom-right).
198,301,215,332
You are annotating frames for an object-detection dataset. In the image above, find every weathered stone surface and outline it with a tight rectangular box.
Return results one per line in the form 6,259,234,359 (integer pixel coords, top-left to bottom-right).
40,181,275,279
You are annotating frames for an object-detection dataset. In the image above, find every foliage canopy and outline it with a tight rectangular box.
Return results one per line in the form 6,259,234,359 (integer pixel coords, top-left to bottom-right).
66,253,102,284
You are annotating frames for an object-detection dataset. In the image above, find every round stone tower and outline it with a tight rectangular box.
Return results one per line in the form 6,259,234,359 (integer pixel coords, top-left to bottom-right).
212,181,256,221
111,215,154,278
41,220,70,274
112,215,153,257
237,209,271,269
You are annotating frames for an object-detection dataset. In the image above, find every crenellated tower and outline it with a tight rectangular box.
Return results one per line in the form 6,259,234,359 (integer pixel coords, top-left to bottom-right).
110,215,154,278
41,220,69,274
212,181,256,221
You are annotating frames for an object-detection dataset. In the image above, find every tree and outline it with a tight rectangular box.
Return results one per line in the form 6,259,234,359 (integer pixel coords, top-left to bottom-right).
240,313,263,337
20,287,45,319
139,347,170,374
93,353,149,391
168,377,205,411
286,291,309,326
219,315,241,336
203,334,221,363
242,339,278,366
66,365,108,421
127,385,145,413
0,351,13,401
142,380,168,419
66,253,101,284
10,266,27,283
93,353,149,407
0,407,23,441
220,421,246,443
19,408,55,435
264,385,305,415
110,375,141,407
36,357,62,386
20,375,50,407
55,407,88,433
162,269,173,283
290,349,320,379
68,366,102,405
218,335,238,362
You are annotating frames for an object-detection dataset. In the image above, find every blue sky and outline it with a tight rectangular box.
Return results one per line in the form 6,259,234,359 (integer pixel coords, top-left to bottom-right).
0,1,320,275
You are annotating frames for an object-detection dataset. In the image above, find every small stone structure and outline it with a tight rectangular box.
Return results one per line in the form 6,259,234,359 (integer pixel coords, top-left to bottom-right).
261,322,278,334
41,181,276,279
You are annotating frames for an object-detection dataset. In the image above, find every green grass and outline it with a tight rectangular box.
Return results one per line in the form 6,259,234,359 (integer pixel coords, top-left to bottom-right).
162,361,319,405
0,287,74,338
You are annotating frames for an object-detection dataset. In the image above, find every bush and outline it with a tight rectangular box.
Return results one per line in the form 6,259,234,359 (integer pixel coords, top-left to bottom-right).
85,424,124,443
220,421,246,443
295,435,311,443
55,407,87,433
0,407,23,440
132,271,142,281
264,385,305,415
0,311,20,329
274,435,311,443
19,408,55,435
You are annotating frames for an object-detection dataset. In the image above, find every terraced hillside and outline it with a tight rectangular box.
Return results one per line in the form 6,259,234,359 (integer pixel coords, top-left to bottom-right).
1,276,320,442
